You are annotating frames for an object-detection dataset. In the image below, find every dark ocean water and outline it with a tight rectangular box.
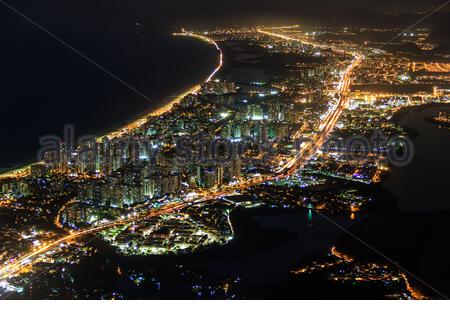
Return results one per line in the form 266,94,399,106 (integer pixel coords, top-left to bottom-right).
0,3,217,171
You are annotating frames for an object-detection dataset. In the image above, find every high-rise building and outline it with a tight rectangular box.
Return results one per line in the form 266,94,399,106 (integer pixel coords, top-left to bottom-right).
216,165,224,187
230,156,242,180
199,167,216,189
144,176,158,198
99,137,112,175
433,86,438,97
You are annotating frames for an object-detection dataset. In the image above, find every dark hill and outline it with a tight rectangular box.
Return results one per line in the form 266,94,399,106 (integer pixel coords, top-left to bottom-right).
427,24,450,45
431,43,450,55
340,9,450,29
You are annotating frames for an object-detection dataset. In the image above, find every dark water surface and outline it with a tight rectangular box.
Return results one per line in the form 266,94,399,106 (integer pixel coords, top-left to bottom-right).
0,4,217,171
13,207,354,299
384,105,450,212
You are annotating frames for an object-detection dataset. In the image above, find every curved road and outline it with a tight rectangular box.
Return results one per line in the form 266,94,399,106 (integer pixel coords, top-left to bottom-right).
0,28,363,281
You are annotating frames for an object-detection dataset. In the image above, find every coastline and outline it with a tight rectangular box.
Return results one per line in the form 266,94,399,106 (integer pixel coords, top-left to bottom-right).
103,32,223,140
333,102,450,298
391,102,450,123
385,102,450,212
0,32,223,178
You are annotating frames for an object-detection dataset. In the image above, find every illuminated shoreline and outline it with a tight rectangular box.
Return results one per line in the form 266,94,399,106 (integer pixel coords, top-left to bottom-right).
0,26,361,280
0,163,39,179
103,32,223,140
0,32,223,178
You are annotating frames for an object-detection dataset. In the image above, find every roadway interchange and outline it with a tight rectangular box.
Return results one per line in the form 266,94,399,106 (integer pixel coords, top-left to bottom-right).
0,28,363,281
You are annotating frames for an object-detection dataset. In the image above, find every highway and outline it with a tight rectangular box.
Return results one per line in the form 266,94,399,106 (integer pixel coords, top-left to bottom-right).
0,202,176,279
0,190,237,279
0,28,363,281
285,54,363,175
257,28,363,174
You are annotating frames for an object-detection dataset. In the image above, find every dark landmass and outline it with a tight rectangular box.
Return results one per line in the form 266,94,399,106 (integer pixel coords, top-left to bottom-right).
427,24,450,45
431,43,450,55
339,9,450,29
428,24,450,55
